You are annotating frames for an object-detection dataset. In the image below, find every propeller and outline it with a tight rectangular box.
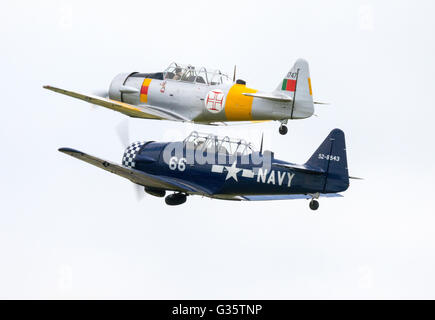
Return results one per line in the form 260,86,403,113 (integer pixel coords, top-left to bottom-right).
91,89,109,98
134,184,145,201
116,118,145,201
116,118,130,149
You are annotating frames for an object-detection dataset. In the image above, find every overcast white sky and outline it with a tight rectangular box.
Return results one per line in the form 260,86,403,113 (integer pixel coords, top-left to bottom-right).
1,0,435,299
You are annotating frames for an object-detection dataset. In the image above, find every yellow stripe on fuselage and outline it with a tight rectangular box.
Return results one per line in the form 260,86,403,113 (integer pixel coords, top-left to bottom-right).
140,78,152,103
224,84,258,121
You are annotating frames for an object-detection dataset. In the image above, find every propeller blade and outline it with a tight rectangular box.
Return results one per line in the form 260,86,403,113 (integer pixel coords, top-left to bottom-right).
116,120,145,201
134,184,145,201
88,90,109,110
116,119,130,149
91,89,109,98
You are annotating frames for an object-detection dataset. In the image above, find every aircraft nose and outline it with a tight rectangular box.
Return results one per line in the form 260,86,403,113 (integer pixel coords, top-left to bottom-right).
121,141,147,168
109,72,136,100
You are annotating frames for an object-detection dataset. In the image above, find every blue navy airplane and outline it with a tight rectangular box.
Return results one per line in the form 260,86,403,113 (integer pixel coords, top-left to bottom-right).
59,129,354,210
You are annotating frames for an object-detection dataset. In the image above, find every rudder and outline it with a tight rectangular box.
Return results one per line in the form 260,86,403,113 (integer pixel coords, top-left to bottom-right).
275,58,314,119
305,129,349,193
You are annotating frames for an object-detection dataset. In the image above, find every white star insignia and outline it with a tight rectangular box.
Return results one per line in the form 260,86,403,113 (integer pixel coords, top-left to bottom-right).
224,161,241,181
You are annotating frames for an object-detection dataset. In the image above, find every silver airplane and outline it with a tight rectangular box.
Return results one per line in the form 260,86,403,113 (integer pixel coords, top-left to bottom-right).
44,59,325,135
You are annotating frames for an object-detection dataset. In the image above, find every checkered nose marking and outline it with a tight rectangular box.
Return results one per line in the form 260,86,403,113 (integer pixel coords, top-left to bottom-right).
122,141,146,168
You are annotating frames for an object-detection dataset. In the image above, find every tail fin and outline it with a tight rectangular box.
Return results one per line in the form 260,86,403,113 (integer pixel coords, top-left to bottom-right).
275,58,314,119
305,129,349,193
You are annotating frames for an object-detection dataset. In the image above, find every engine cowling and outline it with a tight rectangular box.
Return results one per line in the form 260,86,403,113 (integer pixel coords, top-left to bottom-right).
109,72,138,101
121,141,147,168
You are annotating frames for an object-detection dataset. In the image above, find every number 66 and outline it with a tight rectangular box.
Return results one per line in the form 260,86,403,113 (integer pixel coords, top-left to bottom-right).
169,157,186,171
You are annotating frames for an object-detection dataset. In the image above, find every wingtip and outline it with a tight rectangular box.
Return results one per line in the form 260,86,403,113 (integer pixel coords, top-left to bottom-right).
58,147,81,154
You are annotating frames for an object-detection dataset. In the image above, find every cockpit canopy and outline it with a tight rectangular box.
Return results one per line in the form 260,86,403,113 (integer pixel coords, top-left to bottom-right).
183,131,255,155
163,62,232,85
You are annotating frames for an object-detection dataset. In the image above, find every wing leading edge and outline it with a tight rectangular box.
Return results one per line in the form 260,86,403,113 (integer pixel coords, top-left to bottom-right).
44,85,189,121
58,148,211,196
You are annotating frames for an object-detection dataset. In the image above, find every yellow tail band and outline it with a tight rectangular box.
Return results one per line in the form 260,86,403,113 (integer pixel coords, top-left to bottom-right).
224,84,258,121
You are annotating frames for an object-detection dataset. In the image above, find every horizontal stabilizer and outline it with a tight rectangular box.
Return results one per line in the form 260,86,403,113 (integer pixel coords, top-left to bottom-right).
242,92,293,102
349,176,364,180
273,162,325,175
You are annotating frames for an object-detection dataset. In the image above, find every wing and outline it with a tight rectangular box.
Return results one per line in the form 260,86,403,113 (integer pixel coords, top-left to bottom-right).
59,148,212,195
44,85,189,121
240,193,343,201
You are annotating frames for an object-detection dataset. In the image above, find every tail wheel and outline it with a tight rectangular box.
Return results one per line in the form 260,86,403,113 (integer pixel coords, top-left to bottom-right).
279,125,288,135
309,200,319,211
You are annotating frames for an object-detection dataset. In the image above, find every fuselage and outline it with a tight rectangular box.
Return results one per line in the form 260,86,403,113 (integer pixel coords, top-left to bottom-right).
130,141,329,197
58,128,349,209
109,72,312,123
